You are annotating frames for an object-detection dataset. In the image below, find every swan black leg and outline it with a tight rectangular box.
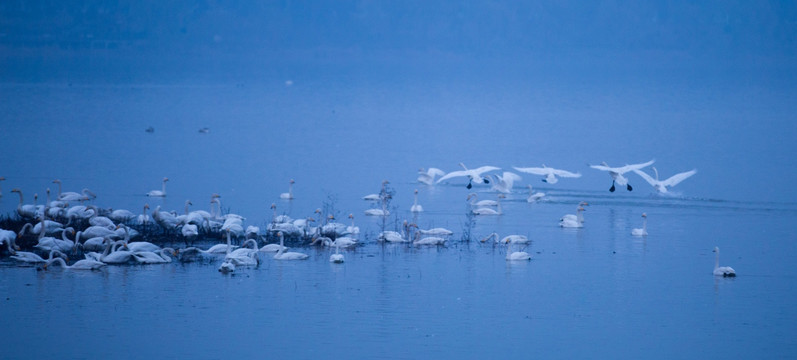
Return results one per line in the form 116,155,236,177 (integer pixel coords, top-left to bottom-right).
484,178,490,184
466,181,472,189
609,181,616,192
627,184,633,191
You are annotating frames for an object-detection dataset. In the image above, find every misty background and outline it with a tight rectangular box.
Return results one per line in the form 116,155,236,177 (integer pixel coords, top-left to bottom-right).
1,1,796,217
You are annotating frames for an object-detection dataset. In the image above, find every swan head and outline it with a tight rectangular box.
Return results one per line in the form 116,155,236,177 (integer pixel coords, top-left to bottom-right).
641,213,647,218
289,179,295,184
163,177,169,182
270,203,276,209
414,189,419,195
315,208,322,214
11,188,20,193
144,204,150,209
52,179,61,184
713,246,719,253
0,177,4,181
577,207,586,212
348,214,354,219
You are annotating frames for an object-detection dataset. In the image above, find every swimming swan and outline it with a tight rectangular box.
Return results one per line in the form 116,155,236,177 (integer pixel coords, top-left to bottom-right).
410,189,423,213
280,179,295,200
147,177,169,197
273,232,309,260
504,238,531,261
713,247,736,277
631,213,648,236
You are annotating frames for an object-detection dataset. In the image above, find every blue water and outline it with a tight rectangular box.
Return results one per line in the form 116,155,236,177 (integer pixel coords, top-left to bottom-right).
2,9,797,356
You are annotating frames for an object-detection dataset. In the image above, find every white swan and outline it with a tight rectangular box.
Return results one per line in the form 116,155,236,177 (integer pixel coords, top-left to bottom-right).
346,214,360,236
11,249,67,264
329,242,345,263
378,221,416,243
147,177,169,197
34,227,76,253
513,164,581,184
481,232,530,244
526,185,545,203
1,228,17,253
413,232,447,246
10,189,39,219
485,172,522,193
218,260,236,273
410,189,423,213
280,179,295,200
590,160,654,192
44,256,106,270
132,248,176,264
58,188,96,202
504,238,532,261
436,163,501,189
364,208,390,216
631,213,648,236
274,232,309,260
181,223,198,244
363,180,390,201
472,194,504,215
713,247,736,277
99,238,134,264
419,227,453,236
467,193,498,207
560,205,586,228
633,167,697,194
417,168,446,185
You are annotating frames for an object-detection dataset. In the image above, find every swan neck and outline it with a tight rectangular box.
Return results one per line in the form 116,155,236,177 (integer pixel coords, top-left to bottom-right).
714,249,719,270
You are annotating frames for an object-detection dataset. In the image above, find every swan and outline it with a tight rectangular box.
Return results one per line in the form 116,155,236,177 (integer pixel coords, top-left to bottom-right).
259,242,289,252
560,206,586,228
504,238,532,261
117,225,160,252
364,208,390,216
147,177,169,197
472,194,504,215
484,172,522,193
109,208,136,223
58,188,96,202
1,229,17,253
713,247,736,277
181,223,198,244
34,227,76,253
273,232,309,260
153,206,180,232
133,204,151,226
363,180,390,201
410,189,423,213
88,209,115,229
481,232,530,244
11,249,67,264
218,260,236,273
436,163,500,189
633,167,697,194
280,179,295,200
132,248,176,264
10,189,39,219
419,227,453,236
245,225,260,240
526,185,545,203
560,202,589,223
513,164,581,184
43,256,106,270
329,242,345,263
413,231,447,246
631,213,648,236
417,168,446,185
378,221,416,243
99,237,134,264
467,193,498,207
77,231,107,252
590,160,654,192
345,214,360,236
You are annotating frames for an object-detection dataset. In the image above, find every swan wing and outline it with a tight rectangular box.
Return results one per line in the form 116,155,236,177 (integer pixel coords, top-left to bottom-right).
513,166,549,175
550,168,582,178
502,172,522,182
632,169,658,186
661,169,697,187
589,163,614,172
472,166,501,175
615,160,655,174
435,170,470,183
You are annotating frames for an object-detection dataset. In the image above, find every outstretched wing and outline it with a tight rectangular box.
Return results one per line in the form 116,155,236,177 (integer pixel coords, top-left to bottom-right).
551,168,581,178
616,160,655,174
662,169,697,187
513,166,549,176
436,170,469,183
632,169,658,186
589,164,613,172
472,166,501,175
